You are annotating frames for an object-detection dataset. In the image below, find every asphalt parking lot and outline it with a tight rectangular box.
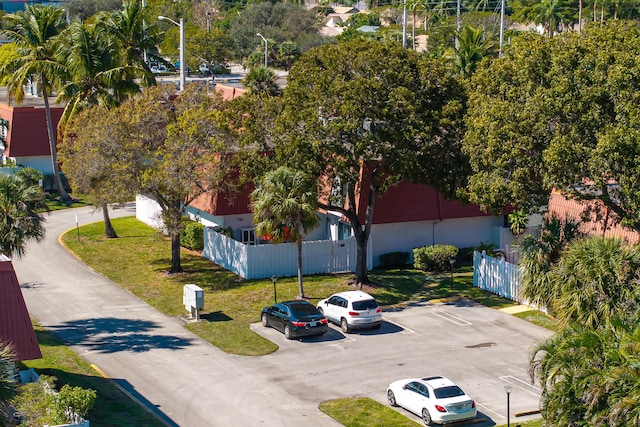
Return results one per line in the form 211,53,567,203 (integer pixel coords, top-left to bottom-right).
250,298,553,426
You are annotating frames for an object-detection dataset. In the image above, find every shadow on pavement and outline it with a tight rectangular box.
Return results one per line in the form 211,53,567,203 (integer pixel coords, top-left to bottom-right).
49,317,193,353
112,377,179,426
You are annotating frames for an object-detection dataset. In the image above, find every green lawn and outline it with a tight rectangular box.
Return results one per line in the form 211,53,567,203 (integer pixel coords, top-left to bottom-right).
19,321,165,427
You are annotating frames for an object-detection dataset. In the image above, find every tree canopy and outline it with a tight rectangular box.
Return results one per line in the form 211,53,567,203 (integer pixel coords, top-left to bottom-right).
273,39,466,283
464,22,640,230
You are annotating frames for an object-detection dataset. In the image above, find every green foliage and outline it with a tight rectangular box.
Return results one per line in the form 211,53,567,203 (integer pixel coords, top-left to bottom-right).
413,244,458,272
14,167,43,188
0,342,16,427
180,220,204,251
11,375,96,427
508,209,528,236
378,251,409,268
474,241,505,258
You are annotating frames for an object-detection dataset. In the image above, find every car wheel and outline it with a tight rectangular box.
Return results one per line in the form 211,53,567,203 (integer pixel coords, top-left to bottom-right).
261,313,269,327
387,390,397,407
341,318,350,333
422,408,432,426
284,325,293,340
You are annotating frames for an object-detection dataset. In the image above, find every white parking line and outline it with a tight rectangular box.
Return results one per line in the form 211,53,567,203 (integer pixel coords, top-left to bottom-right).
383,319,415,334
499,375,540,396
475,401,505,419
434,311,472,326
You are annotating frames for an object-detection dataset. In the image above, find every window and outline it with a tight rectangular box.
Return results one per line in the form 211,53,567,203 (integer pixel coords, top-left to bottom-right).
241,228,256,245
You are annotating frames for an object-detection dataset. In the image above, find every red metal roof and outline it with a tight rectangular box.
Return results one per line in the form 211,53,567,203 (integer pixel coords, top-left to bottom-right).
0,255,42,361
190,183,254,216
0,101,64,157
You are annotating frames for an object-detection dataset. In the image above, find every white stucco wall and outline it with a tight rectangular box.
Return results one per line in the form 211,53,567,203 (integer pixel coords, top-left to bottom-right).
13,156,53,175
370,216,506,266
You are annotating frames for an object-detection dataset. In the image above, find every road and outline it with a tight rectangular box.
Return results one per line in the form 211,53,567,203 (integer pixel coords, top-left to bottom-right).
13,206,552,426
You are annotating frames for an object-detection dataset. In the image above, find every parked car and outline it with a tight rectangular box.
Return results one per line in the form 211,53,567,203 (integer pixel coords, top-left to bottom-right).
316,290,382,333
261,300,328,339
387,376,477,426
151,65,168,74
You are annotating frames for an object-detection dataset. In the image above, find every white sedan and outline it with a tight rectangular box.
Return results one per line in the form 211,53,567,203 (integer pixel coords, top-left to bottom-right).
387,376,477,425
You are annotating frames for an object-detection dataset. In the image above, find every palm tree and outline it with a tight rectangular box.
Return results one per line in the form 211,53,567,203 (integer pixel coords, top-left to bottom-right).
530,315,640,425
0,342,16,427
517,215,580,313
549,237,640,328
242,66,281,97
251,167,320,298
446,25,497,76
0,5,70,201
406,0,424,50
0,174,46,258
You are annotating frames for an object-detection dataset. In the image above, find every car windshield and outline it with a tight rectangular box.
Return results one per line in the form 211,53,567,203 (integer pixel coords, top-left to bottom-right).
289,303,319,317
352,299,378,310
433,386,465,399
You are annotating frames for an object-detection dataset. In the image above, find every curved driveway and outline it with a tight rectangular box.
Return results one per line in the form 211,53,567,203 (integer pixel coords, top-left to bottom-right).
13,206,341,427
13,206,552,427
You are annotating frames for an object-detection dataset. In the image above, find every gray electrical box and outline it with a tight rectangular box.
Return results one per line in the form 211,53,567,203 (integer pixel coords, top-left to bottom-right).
183,284,204,320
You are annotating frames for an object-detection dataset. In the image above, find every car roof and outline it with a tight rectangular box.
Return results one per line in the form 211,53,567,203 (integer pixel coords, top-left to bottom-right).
331,290,375,301
420,376,457,388
280,300,313,306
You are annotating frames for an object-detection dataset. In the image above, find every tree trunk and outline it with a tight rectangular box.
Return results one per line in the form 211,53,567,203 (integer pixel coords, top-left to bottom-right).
168,201,183,274
296,235,304,298
102,203,118,238
41,75,71,202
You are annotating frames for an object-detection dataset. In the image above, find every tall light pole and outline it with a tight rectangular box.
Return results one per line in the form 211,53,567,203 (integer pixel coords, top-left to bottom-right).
256,33,268,68
504,385,512,427
159,16,185,91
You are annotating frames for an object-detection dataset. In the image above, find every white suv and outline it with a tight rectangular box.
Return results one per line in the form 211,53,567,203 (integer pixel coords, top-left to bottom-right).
317,291,382,333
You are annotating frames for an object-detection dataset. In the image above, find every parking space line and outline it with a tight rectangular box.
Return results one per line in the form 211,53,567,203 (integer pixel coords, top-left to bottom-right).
499,375,540,396
383,319,415,334
475,401,505,419
434,311,472,326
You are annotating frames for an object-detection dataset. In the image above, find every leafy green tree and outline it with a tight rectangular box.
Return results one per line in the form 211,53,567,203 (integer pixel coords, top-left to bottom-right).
185,27,232,74
115,84,231,273
530,315,640,426
251,167,320,297
0,5,70,201
274,40,467,284
511,0,577,35
464,23,640,230
0,174,46,258
64,0,122,21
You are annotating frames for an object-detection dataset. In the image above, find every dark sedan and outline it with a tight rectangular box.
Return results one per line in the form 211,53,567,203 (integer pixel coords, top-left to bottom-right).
261,300,328,339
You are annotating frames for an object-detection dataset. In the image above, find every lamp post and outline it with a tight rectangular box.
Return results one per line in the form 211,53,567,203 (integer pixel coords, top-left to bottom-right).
504,385,512,427
271,276,278,304
448,256,455,290
256,33,268,68
158,16,185,91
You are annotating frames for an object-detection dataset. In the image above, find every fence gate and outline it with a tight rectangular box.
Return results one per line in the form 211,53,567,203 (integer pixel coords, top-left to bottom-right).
330,240,351,273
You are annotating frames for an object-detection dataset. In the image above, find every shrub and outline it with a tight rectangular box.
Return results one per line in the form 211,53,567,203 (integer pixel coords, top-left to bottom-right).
413,244,458,272
181,220,204,251
379,251,409,268
15,167,43,187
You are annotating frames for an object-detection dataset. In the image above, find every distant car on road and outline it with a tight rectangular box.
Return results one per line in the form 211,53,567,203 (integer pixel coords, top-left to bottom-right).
387,376,477,425
151,65,168,74
316,290,382,333
261,300,328,339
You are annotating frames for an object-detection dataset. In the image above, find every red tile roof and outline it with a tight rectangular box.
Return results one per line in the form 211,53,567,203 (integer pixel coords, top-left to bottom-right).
0,255,42,361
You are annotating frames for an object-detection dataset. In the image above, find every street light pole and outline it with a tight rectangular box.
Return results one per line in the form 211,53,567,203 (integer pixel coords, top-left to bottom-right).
159,16,185,91
256,33,268,68
504,385,512,427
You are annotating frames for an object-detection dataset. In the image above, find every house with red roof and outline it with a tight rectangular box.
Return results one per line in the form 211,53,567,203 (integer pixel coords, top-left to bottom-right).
0,255,42,361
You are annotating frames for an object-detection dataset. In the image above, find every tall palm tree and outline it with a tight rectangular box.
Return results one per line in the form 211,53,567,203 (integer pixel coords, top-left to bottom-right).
0,174,46,258
0,5,70,201
251,167,320,298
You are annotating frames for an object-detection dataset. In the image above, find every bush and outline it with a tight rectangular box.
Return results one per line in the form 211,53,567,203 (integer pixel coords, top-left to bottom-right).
181,220,204,251
379,251,409,268
413,244,458,272
15,167,43,187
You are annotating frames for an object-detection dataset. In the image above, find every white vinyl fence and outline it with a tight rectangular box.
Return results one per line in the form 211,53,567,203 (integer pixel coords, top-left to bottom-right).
203,228,372,280
473,251,524,303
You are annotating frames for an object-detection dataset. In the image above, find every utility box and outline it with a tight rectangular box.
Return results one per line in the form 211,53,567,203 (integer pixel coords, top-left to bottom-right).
183,284,204,320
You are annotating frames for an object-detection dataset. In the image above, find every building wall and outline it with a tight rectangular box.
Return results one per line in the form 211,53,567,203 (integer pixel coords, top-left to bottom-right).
370,215,506,265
